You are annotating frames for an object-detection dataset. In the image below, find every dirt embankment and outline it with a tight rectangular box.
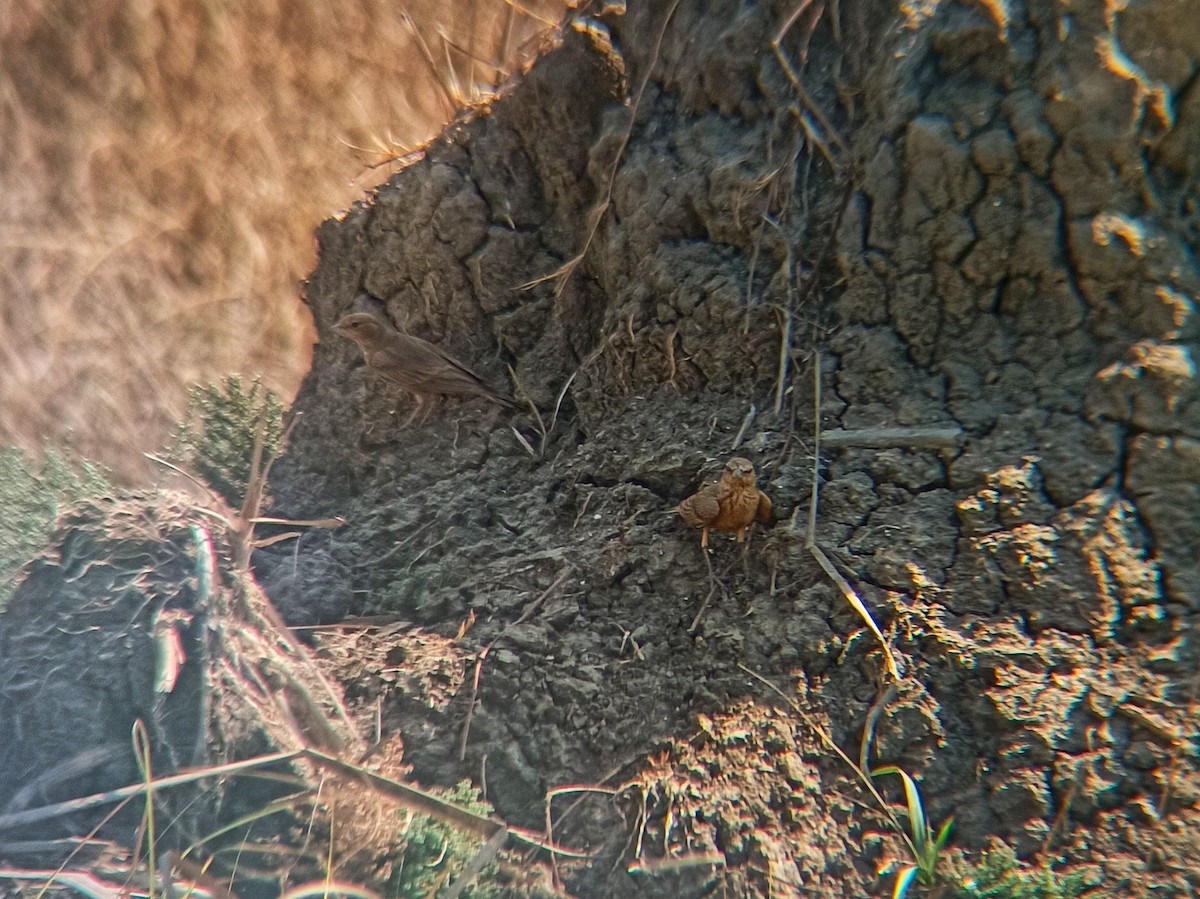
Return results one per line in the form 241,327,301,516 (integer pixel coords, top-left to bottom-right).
248,0,1198,895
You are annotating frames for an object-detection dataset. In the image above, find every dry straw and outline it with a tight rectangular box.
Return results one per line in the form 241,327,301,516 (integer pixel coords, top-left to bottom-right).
0,0,565,479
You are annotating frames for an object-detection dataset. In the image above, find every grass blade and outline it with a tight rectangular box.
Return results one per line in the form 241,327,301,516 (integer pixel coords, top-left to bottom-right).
891,865,919,899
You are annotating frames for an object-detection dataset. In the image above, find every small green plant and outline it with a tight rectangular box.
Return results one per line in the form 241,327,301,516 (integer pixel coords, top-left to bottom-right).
0,444,110,607
738,666,957,899
395,781,505,899
951,844,1087,899
871,766,954,898
170,374,284,507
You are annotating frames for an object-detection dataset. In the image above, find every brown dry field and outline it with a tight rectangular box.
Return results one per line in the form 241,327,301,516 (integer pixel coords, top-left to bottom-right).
0,0,567,481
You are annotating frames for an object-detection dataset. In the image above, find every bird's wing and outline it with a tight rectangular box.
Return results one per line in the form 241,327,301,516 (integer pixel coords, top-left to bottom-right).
428,341,517,404
428,341,490,383
411,335,514,399
677,487,722,527
412,336,485,383
367,335,472,389
755,491,773,524
716,476,736,503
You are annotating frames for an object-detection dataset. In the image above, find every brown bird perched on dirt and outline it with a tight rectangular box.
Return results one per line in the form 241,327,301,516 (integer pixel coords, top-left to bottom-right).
676,457,773,548
334,312,518,420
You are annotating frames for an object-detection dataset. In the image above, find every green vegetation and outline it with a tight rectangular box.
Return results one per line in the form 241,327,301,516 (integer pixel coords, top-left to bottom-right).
0,444,111,607
170,374,285,507
871,766,954,898
952,844,1087,899
395,781,508,898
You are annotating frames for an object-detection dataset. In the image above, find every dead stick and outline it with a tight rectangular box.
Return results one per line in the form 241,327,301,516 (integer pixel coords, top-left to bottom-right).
820,427,963,449
303,749,591,857
731,403,758,451
688,548,721,633
806,350,901,680
459,649,491,762
0,751,300,833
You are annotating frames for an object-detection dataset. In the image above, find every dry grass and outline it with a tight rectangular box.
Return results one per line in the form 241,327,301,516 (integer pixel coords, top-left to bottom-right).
0,0,567,480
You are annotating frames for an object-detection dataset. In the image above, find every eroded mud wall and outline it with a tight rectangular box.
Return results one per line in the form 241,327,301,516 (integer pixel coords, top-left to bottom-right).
263,0,1198,894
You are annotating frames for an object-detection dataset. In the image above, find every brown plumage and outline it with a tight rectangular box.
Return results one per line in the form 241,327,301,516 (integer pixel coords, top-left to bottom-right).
676,457,773,548
334,312,517,419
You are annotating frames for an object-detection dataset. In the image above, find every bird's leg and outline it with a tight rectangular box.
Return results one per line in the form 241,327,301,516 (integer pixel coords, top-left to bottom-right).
691,540,715,628
405,395,436,426
402,397,422,426
701,527,710,549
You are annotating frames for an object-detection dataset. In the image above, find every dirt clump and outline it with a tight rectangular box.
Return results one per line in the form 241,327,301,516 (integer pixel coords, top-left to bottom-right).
0,494,396,889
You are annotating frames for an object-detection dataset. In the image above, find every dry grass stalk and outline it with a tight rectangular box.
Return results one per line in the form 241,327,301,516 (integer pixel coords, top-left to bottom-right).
736,664,920,861
0,751,301,834
805,350,903,681
771,0,846,168
544,784,620,888
0,0,567,479
524,0,685,298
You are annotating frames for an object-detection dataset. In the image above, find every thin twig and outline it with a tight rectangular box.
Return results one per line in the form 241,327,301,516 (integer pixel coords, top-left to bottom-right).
807,351,821,545
507,364,547,451
521,0,684,297
771,2,846,167
736,664,915,857
0,752,301,833
773,306,792,417
730,403,757,451
745,221,762,313
459,650,491,763
627,853,727,876
234,407,301,570
820,427,963,449
459,569,573,760
802,176,855,303
249,515,344,529
687,548,725,633
144,453,221,504
810,544,900,680
548,369,578,437
400,12,459,117
510,426,537,458
443,826,508,899
806,349,902,680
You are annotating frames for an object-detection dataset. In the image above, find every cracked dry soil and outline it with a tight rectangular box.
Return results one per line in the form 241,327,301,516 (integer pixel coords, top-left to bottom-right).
255,0,1199,895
